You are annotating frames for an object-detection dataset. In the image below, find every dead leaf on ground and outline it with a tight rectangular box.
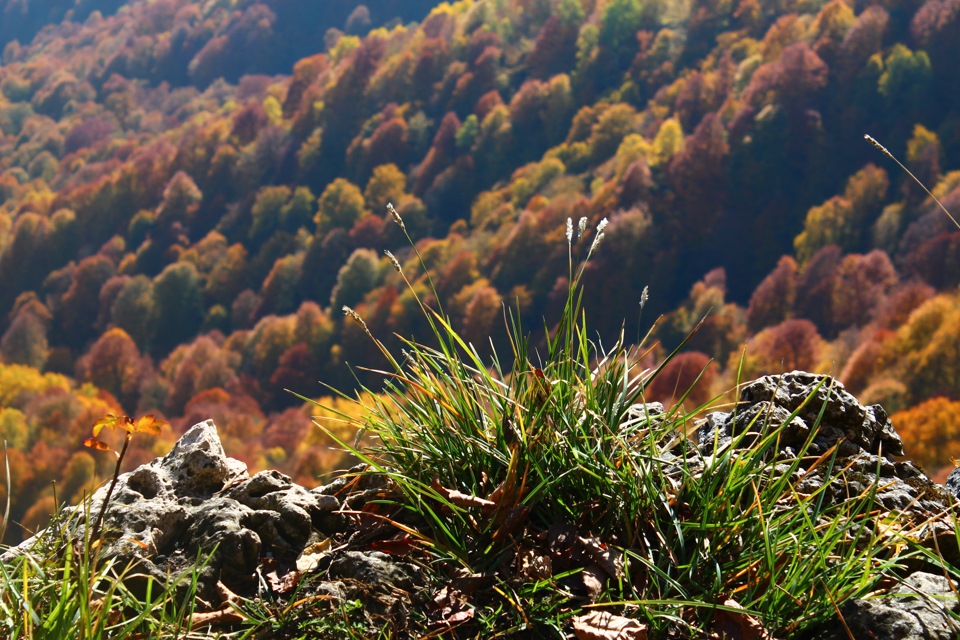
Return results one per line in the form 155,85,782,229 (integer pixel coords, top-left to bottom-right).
296,536,333,572
189,608,246,628
581,563,606,603
369,533,421,555
573,610,648,640
579,536,623,580
261,557,301,596
428,585,475,630
711,598,775,640
517,545,552,581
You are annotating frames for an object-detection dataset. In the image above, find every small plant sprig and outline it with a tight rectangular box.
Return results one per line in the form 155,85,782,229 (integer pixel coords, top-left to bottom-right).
83,414,166,543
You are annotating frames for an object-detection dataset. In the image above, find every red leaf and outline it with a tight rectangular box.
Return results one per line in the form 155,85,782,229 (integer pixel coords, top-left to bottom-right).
369,535,420,556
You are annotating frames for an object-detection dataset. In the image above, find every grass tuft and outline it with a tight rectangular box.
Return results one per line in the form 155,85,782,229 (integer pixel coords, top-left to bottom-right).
305,209,950,637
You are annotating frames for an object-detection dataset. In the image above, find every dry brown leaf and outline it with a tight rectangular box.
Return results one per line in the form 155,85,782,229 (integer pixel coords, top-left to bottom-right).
711,598,775,640
370,534,421,555
190,608,245,628
579,536,623,580
296,536,333,572
428,586,475,629
517,546,552,581
573,610,648,640
581,564,606,603
215,581,244,607
261,558,300,596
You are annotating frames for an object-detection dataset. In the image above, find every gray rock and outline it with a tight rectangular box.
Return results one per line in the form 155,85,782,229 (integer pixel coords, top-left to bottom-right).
693,371,960,637
831,572,960,640
329,550,422,590
4,420,340,602
945,466,960,500
697,371,904,459
694,372,943,522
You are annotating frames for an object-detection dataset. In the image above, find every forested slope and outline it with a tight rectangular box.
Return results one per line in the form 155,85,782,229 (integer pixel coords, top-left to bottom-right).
2,0,960,542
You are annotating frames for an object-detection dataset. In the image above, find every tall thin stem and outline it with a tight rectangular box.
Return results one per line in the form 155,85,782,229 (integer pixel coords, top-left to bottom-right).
89,434,131,544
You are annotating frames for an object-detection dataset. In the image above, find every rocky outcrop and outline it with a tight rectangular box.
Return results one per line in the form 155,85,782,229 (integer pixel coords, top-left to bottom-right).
6,372,960,638
697,371,960,640
834,572,960,640
697,372,957,524
2,420,423,611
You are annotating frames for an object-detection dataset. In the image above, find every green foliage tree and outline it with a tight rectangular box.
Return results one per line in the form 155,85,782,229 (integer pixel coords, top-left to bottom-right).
110,275,155,349
281,186,316,233
877,44,931,115
1,295,51,370
249,185,292,245
315,178,368,234
794,165,888,261
150,262,204,356
364,164,408,212
599,0,646,52
904,124,942,202
330,248,382,312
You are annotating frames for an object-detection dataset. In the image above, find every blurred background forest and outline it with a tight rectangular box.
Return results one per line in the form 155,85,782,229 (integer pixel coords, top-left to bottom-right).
1,0,960,544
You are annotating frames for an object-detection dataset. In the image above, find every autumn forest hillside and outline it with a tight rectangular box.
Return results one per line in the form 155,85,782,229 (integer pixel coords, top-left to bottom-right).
2,0,960,544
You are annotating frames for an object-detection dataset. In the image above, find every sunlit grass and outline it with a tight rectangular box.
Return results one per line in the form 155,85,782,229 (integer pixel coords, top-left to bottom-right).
303,207,951,637
2,202,957,638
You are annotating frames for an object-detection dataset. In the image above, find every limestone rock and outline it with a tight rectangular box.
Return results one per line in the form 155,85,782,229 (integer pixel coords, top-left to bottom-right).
828,572,960,640
4,420,340,602
695,371,960,638
696,371,903,458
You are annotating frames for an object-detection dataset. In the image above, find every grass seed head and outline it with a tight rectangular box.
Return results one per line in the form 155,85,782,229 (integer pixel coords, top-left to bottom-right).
387,202,405,230
385,250,402,273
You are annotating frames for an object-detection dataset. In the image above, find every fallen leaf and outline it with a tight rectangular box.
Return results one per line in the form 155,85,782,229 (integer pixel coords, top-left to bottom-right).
517,546,552,581
369,534,420,556
214,580,243,607
579,536,623,580
261,558,300,596
573,610,648,640
189,608,245,628
547,522,579,557
428,586,475,629
296,537,333,572
450,571,493,593
581,564,606,603
711,598,775,640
